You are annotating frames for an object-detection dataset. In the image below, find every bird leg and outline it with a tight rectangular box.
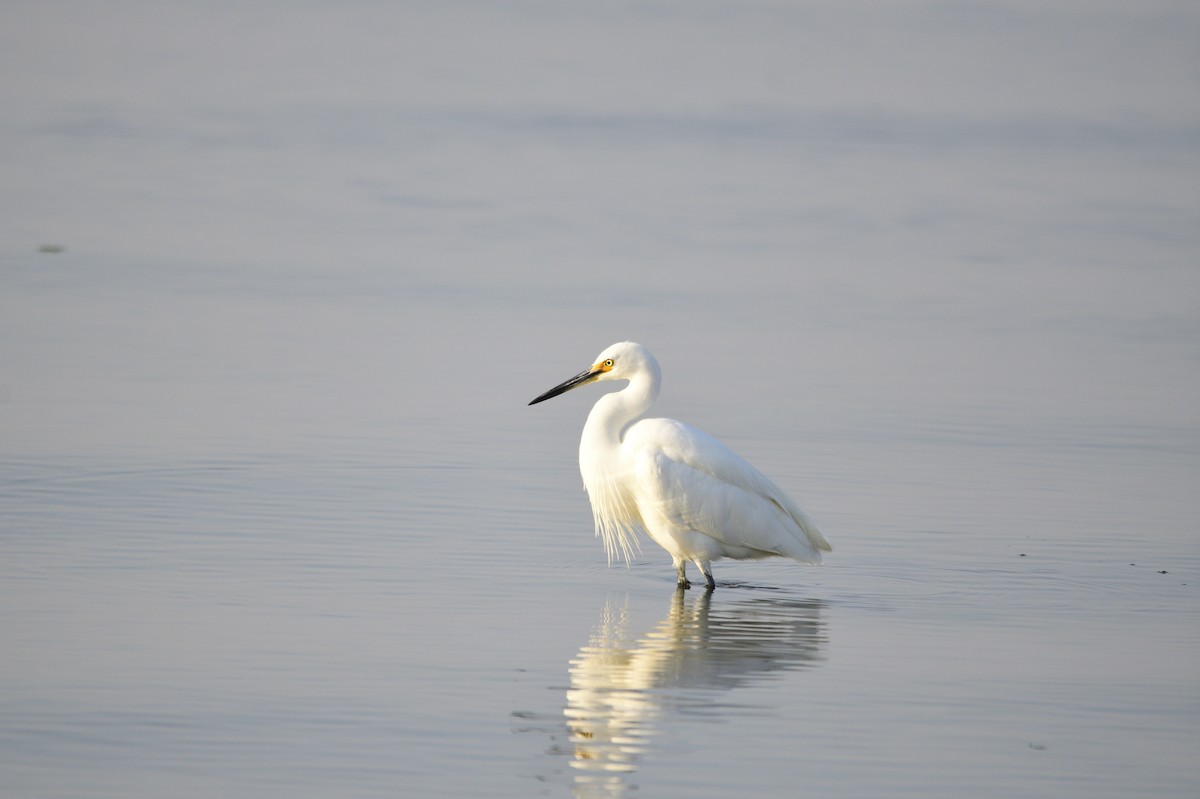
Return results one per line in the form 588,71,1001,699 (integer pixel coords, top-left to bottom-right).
696,561,716,591
674,560,691,589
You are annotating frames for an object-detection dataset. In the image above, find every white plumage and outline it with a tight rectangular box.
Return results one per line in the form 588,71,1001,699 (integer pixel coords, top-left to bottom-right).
530,341,831,589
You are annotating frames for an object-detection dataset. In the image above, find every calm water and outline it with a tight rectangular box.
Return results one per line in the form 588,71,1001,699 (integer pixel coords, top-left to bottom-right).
2,3,1199,797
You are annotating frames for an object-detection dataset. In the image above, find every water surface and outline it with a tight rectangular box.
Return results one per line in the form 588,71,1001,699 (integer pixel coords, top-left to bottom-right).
2,2,1198,797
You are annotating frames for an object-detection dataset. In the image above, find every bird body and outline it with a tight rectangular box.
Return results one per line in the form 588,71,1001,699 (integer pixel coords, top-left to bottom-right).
530,342,830,589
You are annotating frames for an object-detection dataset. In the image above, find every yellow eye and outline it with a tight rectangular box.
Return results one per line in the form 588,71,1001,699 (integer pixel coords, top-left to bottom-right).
603,359,614,368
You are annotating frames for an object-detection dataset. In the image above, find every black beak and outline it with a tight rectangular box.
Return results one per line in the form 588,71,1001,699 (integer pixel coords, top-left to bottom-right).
529,367,601,405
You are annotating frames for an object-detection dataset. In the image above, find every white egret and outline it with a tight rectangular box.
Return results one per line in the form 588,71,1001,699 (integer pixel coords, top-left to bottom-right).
530,341,831,589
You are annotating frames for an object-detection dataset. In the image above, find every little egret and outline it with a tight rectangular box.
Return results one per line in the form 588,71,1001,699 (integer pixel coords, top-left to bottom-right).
530,341,831,589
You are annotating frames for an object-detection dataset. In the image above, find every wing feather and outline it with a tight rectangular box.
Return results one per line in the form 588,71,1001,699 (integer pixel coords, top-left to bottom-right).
626,418,831,559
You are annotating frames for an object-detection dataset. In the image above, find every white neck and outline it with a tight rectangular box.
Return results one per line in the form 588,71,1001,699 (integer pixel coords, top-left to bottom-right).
580,366,661,452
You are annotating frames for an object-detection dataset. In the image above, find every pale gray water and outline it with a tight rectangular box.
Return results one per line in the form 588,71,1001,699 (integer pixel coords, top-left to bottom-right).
2,2,1198,797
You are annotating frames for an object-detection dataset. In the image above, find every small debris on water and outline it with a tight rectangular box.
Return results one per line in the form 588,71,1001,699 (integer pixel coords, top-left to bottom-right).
38,244,65,254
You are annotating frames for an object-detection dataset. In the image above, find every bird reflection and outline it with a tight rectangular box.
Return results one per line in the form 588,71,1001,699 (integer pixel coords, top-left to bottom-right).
563,588,826,798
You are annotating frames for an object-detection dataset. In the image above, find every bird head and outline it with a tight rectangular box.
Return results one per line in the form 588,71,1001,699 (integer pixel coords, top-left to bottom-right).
529,341,658,405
